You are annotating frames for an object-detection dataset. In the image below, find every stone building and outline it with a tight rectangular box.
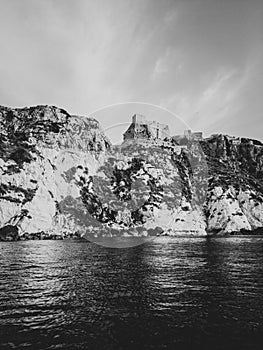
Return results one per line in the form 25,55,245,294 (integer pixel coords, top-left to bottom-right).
123,114,170,141
172,130,203,145
184,130,203,141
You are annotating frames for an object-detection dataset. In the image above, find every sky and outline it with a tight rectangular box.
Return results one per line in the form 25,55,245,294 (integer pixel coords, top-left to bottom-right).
0,0,262,143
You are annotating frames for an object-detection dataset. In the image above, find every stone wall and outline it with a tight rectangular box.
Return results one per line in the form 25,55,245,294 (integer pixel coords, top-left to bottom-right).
123,114,170,141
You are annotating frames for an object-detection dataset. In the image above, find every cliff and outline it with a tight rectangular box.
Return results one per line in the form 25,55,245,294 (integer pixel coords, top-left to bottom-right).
201,135,263,235
0,105,111,240
0,105,262,240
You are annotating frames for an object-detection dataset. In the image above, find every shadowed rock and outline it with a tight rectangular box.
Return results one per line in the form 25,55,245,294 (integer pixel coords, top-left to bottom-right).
0,225,19,241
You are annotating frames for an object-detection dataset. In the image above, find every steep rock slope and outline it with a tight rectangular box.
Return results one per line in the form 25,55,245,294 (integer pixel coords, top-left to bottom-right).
0,105,110,238
200,135,263,235
63,140,208,238
0,105,263,239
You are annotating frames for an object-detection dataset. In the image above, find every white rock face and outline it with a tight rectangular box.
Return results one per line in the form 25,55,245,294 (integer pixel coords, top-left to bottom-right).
0,105,263,238
148,203,207,236
206,187,251,234
238,190,263,229
0,105,110,237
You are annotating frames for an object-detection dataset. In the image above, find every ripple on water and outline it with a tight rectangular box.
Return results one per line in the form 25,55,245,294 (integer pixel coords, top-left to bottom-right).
0,237,263,349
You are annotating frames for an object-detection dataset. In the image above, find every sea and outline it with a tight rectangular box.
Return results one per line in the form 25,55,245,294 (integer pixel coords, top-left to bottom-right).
0,236,263,350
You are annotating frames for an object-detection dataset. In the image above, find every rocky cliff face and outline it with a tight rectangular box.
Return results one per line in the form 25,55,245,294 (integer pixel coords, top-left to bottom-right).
0,105,111,239
201,135,263,235
0,105,262,240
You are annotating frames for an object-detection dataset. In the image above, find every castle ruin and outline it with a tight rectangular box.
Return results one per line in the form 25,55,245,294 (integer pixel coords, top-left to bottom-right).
183,129,203,141
123,114,170,141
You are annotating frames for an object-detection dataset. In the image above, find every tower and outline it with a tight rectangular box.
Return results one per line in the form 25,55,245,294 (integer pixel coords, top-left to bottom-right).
123,115,170,141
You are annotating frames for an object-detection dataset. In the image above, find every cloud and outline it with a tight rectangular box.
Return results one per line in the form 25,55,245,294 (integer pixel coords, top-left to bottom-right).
152,48,184,79
160,58,259,137
200,69,237,102
0,0,262,140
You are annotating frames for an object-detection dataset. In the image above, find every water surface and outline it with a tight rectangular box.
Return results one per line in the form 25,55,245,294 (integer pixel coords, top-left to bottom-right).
0,236,263,349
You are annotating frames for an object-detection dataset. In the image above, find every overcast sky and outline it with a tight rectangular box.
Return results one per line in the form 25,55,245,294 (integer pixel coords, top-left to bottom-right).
0,0,262,142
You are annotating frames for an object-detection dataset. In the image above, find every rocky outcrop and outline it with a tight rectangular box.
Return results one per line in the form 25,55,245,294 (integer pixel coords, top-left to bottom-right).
0,105,262,239
64,140,209,238
201,135,263,235
0,105,111,239
0,225,19,241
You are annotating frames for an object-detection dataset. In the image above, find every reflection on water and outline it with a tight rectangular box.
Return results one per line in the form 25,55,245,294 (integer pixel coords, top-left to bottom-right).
0,237,263,349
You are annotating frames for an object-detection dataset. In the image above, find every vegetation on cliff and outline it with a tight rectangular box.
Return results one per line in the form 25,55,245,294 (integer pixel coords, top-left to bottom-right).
0,104,262,239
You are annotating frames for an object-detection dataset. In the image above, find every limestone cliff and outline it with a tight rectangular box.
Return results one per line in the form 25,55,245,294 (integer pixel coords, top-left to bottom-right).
0,105,110,239
201,135,263,235
0,105,262,239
